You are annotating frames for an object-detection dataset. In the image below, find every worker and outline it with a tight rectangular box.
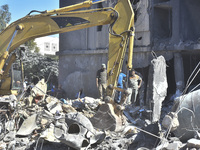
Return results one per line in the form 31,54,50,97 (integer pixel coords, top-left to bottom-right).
127,69,142,105
96,63,107,100
116,70,126,104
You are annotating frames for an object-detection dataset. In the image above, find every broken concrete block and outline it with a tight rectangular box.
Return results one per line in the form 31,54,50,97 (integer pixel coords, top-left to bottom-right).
166,142,182,150
46,96,58,103
146,56,168,122
17,114,38,136
162,112,179,131
54,112,106,149
84,96,102,110
62,104,77,113
90,103,124,131
155,140,169,150
3,131,16,142
31,79,47,101
7,140,16,150
40,124,60,143
46,100,62,114
122,125,138,135
5,120,15,131
0,141,7,149
187,138,200,149
171,89,200,142
129,122,161,149
15,137,30,149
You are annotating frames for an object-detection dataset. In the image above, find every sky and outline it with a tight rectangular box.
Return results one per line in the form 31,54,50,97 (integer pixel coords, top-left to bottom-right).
0,0,59,37
0,0,59,23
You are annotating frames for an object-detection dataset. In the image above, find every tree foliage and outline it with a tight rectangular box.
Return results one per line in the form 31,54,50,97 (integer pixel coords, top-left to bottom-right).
24,39,40,53
22,51,58,86
0,4,11,31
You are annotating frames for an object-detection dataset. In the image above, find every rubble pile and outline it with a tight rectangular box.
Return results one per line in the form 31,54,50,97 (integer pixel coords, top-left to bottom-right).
0,79,200,150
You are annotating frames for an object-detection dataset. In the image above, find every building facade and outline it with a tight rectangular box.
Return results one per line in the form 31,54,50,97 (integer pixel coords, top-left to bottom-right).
58,0,200,101
35,36,59,55
58,0,110,98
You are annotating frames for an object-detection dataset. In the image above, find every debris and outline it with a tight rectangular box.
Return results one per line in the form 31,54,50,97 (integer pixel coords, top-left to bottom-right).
31,79,47,102
162,112,179,131
0,77,196,150
164,141,183,150
46,100,62,114
129,122,162,149
62,104,77,113
54,112,106,149
40,124,60,143
90,103,125,131
187,138,200,149
170,89,200,141
122,125,138,135
146,55,168,122
16,114,38,136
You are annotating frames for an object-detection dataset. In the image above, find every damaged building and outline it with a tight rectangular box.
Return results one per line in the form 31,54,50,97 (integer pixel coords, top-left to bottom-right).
1,0,200,149
58,0,200,104
56,0,200,148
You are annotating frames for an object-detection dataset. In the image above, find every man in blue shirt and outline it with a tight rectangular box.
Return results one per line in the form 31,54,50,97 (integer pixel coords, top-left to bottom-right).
116,70,126,104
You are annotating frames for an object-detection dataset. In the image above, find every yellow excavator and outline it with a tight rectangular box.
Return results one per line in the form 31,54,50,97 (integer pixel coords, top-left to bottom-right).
0,0,134,96
0,0,134,130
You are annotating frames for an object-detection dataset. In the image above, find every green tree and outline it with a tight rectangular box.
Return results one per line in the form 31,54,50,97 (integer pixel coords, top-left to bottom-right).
23,51,58,85
0,4,11,31
24,39,40,53
34,46,40,53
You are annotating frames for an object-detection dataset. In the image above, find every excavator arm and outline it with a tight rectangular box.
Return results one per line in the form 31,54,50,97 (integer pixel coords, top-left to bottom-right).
0,6,115,55
106,0,134,98
0,0,134,97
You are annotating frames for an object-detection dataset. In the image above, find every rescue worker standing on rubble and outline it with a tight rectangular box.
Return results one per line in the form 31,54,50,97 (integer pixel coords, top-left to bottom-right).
96,64,107,100
127,69,142,105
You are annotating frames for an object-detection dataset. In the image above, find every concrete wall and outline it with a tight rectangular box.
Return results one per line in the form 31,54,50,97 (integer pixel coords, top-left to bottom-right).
134,0,150,47
150,0,200,97
58,50,107,98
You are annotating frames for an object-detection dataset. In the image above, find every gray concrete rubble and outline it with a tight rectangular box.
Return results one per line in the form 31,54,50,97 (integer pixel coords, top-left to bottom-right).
164,89,200,142
146,55,168,122
162,112,179,132
0,79,200,150
187,139,200,149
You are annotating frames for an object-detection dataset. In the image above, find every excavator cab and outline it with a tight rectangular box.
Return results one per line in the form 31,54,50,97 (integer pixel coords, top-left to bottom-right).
11,63,23,92
0,46,25,95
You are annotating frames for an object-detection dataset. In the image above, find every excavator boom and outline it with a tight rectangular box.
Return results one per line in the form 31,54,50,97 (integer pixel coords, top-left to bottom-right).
0,8,115,55
0,0,134,100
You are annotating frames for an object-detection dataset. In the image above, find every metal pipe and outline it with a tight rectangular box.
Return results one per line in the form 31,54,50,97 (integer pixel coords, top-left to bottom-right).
6,30,18,52
47,0,93,14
